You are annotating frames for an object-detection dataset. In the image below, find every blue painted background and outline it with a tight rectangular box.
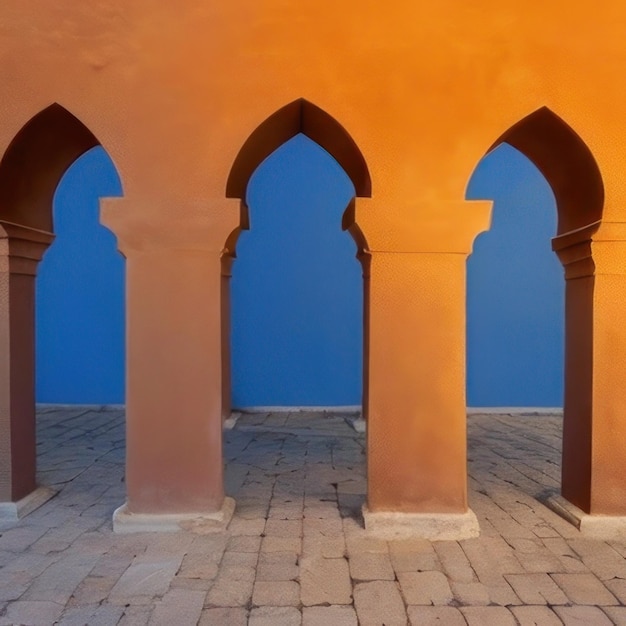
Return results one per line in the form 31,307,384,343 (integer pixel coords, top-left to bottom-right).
466,144,564,407
36,139,564,407
36,146,125,404
230,135,362,407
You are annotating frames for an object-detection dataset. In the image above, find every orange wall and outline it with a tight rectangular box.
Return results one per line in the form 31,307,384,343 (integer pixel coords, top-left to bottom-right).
3,2,626,516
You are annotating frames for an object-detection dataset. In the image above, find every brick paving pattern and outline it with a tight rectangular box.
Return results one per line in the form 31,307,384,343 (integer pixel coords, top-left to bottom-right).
1,407,626,624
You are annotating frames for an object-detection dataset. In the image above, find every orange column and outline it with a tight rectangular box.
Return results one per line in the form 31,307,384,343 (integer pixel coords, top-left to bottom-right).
112,246,234,531
360,198,490,538
553,225,595,513
0,222,54,517
366,251,469,514
556,222,626,516
103,196,238,532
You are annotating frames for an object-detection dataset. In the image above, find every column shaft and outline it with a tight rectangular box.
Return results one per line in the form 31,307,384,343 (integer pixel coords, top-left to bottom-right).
125,249,225,514
0,222,53,503
367,251,468,513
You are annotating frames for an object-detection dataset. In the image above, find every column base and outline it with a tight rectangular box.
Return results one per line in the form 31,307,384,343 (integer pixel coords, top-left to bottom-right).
223,412,241,430
0,486,57,523
362,505,479,540
546,494,626,540
345,416,366,433
113,497,236,534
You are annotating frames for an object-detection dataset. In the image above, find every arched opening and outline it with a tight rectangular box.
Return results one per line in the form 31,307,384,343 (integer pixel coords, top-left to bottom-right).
230,135,362,408
0,104,100,231
0,103,124,511
466,106,604,513
36,146,124,404
226,99,371,200
466,144,563,407
487,107,603,236
222,100,371,414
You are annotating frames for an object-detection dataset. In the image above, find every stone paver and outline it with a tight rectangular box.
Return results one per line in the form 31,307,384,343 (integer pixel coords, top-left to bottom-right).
198,607,248,625
256,551,299,581
553,605,614,624
551,572,619,605
433,540,475,582
354,581,407,625
58,604,125,626
504,572,568,605
450,580,490,605
0,600,64,626
206,575,254,607
109,555,183,602
148,588,205,626
461,606,517,625
252,580,300,606
302,606,358,626
3,408,626,623
300,556,352,606
398,571,453,605
407,606,467,625
348,551,395,581
249,606,301,626
389,538,439,573
303,517,345,557
603,607,626,625
511,605,563,625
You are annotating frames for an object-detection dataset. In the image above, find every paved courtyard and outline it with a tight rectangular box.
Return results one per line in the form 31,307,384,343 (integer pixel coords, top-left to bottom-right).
2,407,626,625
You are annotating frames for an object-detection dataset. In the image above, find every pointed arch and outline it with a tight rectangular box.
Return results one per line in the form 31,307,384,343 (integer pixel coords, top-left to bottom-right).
487,107,604,236
226,98,372,199
221,102,372,420
0,103,101,232
0,103,124,510
469,107,607,514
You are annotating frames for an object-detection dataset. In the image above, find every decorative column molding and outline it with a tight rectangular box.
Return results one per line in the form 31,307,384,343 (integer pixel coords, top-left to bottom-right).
552,221,599,280
0,221,55,275
0,221,55,522
548,220,626,538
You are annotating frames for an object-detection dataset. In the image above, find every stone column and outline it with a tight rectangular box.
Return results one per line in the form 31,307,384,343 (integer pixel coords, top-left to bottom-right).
360,199,491,540
0,221,55,521
113,246,235,532
552,221,626,532
102,196,239,533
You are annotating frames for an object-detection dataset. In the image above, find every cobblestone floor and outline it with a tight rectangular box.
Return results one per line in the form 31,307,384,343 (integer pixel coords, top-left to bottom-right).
2,407,626,625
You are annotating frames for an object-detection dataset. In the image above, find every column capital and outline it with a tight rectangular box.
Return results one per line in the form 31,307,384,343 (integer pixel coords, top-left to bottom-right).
552,221,599,280
100,196,240,256
355,198,493,254
553,220,626,279
0,221,54,276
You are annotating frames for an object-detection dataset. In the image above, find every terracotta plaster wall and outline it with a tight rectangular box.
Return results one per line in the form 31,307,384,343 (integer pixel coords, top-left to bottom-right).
3,2,626,245
3,1,626,516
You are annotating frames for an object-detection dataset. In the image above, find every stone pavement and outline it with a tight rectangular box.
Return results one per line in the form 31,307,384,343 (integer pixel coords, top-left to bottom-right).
2,408,626,625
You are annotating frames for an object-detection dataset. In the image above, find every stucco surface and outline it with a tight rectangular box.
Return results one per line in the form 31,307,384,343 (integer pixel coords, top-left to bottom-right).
2,1,626,519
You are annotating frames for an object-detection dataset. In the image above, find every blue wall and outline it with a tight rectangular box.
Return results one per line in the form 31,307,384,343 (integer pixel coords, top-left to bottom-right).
230,134,362,407
466,144,564,407
36,139,564,408
36,146,125,404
